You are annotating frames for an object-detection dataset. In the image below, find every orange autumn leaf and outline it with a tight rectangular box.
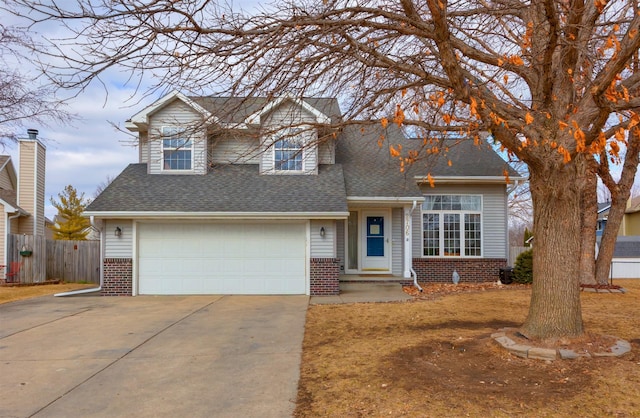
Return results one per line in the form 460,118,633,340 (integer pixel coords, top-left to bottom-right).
381,117,389,128
503,169,510,184
558,146,571,163
389,144,401,157
574,128,586,152
427,173,435,188
525,112,534,124
447,160,452,166
508,55,524,65
469,97,480,119
610,140,620,157
393,105,405,127
442,113,452,124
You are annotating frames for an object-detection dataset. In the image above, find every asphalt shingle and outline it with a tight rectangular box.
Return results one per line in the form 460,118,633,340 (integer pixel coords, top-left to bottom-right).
86,163,348,213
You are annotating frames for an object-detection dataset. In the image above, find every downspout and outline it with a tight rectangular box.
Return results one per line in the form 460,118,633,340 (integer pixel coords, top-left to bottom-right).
55,216,103,296
408,200,423,292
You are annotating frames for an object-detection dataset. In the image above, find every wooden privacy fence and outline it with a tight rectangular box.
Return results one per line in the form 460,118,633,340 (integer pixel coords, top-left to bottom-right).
7,234,46,284
7,234,100,284
509,246,531,267
46,239,100,283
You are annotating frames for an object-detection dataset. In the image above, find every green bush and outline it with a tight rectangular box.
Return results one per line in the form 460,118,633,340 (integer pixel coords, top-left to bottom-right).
513,248,533,284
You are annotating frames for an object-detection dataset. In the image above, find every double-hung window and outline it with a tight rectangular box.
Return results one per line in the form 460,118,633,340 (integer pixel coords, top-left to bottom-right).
274,129,303,171
162,127,192,170
422,195,482,257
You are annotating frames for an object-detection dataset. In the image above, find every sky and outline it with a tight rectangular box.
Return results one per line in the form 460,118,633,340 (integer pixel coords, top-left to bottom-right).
6,84,143,219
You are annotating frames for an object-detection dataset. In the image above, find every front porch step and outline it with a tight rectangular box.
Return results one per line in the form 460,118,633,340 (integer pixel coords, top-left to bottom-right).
340,274,406,283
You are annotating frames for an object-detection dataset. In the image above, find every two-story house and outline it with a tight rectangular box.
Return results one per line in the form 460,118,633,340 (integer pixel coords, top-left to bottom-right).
85,91,522,296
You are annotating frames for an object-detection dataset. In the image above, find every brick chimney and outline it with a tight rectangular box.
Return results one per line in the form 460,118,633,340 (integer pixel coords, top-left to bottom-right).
17,129,46,236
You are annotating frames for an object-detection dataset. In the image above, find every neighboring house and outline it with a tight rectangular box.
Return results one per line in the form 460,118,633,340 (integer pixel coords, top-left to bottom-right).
85,91,523,296
597,236,640,279
620,195,640,236
596,196,640,237
596,201,611,237
0,130,47,282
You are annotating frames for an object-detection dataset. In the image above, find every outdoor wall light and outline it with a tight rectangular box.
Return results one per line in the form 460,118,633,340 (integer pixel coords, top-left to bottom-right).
320,227,326,238
115,227,122,237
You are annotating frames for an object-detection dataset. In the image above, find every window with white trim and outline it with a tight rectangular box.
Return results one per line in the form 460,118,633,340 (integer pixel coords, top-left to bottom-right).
162,127,192,170
274,129,303,171
422,195,482,257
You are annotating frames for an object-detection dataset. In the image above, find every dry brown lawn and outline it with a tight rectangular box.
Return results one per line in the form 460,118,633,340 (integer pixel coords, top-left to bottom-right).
0,283,97,304
295,280,640,417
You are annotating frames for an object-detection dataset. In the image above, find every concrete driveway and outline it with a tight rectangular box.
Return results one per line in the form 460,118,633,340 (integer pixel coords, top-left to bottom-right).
0,294,309,418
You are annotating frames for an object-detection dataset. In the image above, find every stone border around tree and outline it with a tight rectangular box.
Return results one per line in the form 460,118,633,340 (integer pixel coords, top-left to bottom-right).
492,328,631,361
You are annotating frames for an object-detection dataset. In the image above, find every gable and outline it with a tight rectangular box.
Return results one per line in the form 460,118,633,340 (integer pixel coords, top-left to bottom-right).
126,90,213,132
0,156,17,191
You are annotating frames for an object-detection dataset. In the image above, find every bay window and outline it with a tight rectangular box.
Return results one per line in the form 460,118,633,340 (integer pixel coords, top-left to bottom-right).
422,195,482,257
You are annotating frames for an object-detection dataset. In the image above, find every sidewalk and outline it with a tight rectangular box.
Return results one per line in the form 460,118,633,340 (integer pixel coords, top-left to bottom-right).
310,282,413,304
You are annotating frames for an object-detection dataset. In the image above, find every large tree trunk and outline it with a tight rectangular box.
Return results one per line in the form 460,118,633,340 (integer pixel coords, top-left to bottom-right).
521,160,585,339
579,162,598,285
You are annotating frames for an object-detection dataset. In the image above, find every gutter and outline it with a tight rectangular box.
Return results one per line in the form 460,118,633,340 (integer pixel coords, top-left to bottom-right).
55,216,103,297
408,200,423,293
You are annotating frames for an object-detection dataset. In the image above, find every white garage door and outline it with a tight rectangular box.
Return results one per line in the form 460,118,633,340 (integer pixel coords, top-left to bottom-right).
138,222,307,295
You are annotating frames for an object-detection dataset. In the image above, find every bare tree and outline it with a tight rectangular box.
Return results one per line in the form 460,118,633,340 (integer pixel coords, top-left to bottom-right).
0,23,72,142
92,175,115,200
6,0,640,339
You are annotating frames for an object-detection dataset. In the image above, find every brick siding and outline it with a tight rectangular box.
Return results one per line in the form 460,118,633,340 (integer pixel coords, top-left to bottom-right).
310,258,340,295
412,258,507,283
103,258,133,296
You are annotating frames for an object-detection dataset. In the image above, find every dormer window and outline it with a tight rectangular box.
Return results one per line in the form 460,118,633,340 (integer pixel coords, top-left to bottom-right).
274,129,303,171
162,127,192,170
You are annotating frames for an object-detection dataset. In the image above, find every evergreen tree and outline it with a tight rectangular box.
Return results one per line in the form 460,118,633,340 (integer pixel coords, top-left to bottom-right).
49,185,90,240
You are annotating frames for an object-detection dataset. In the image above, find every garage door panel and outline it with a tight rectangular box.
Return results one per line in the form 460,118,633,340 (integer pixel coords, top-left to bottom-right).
138,222,307,295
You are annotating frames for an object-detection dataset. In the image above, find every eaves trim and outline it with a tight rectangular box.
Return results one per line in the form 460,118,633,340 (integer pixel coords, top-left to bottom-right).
83,211,350,220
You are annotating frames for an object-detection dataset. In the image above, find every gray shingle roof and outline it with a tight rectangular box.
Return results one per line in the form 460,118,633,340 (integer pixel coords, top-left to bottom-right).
610,236,640,258
92,96,522,215
336,125,422,198
86,163,348,213
335,125,520,198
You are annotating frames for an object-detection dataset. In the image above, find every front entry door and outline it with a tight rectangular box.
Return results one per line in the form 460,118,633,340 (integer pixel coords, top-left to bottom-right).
361,211,391,271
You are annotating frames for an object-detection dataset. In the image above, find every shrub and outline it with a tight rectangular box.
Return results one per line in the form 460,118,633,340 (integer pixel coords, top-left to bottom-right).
513,248,533,284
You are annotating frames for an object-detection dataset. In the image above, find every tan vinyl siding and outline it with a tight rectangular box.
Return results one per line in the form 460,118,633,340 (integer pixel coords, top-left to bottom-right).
17,141,36,235
105,220,133,258
0,168,14,190
310,220,335,258
622,213,640,235
35,143,45,236
147,99,207,175
414,184,508,258
392,208,403,276
260,102,319,175
210,135,261,164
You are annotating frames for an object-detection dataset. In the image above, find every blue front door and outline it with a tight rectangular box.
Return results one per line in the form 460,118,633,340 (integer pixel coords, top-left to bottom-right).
362,211,390,271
